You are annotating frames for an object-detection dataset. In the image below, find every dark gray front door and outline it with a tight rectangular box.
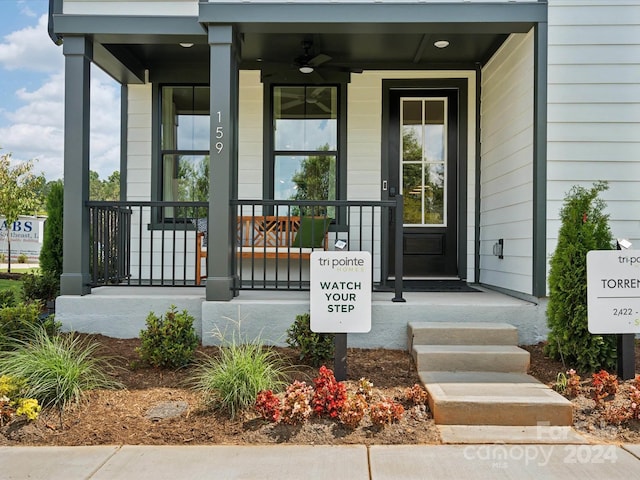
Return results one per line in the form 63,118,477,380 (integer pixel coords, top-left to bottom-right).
388,89,459,278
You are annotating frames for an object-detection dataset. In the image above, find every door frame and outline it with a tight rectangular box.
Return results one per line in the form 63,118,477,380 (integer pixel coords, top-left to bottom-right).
381,78,469,282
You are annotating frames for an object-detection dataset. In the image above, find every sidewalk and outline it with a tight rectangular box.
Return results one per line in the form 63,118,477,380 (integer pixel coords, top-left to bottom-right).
2,444,640,479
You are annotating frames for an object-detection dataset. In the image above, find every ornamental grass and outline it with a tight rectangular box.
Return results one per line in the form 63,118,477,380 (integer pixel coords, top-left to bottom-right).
192,334,288,419
0,327,123,412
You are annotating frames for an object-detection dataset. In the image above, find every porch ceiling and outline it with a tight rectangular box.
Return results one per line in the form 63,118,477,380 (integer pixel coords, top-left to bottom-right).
53,2,545,83
101,30,508,80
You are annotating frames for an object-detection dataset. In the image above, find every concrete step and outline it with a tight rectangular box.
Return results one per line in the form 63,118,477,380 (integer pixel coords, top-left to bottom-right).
412,345,530,373
419,371,573,426
408,321,518,350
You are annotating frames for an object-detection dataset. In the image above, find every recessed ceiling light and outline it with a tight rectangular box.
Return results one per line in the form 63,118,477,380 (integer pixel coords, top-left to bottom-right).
434,40,450,49
179,43,194,48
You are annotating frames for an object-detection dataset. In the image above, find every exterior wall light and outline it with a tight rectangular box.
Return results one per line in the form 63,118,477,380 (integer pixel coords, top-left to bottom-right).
434,40,450,49
179,43,194,48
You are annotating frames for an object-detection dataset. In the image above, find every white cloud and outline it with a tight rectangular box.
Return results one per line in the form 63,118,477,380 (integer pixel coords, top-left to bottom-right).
0,16,120,181
0,15,62,73
18,0,38,18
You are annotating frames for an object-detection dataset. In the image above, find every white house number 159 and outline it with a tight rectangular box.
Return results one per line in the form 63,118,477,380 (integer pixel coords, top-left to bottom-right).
215,111,224,154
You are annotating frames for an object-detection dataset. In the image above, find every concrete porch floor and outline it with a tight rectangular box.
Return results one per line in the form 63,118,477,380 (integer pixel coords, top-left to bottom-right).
56,285,548,349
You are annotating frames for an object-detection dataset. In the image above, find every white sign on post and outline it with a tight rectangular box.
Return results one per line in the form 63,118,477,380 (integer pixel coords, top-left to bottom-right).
587,250,640,334
310,251,372,333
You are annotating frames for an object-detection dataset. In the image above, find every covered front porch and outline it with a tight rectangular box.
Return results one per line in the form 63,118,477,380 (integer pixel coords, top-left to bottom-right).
52,1,549,312
56,286,547,348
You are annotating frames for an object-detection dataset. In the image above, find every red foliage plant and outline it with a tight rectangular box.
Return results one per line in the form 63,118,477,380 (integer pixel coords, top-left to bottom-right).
312,365,347,418
369,398,404,427
629,386,640,421
566,369,582,397
405,384,429,405
281,380,313,425
338,394,368,429
592,370,618,406
255,390,281,423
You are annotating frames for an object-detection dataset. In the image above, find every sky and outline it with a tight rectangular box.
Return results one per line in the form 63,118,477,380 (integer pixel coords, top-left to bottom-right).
0,0,120,181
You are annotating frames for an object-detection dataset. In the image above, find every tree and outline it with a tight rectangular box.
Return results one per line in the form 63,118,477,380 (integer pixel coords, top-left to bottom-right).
0,153,45,272
544,181,617,372
291,145,335,217
39,180,64,278
89,170,120,201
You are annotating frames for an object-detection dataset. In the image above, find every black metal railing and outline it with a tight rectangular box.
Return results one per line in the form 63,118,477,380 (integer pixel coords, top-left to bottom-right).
86,197,404,300
233,198,404,299
87,201,208,287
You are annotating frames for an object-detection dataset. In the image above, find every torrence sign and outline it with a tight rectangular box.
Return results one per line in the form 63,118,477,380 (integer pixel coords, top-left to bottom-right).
587,250,640,334
310,251,372,333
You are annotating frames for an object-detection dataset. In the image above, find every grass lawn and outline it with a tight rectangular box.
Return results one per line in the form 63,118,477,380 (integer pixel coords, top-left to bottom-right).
0,278,23,299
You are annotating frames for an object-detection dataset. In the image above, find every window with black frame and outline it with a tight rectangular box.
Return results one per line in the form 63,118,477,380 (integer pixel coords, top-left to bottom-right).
272,86,338,217
160,85,209,221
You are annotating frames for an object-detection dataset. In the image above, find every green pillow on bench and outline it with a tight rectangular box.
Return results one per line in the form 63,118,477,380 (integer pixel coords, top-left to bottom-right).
291,216,329,248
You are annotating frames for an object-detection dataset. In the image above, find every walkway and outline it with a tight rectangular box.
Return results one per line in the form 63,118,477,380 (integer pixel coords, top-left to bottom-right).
2,444,640,479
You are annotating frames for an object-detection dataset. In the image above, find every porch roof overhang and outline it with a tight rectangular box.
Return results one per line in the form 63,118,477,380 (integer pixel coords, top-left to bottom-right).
51,1,547,84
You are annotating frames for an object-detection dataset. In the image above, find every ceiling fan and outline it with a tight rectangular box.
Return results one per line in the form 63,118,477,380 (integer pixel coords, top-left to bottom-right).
260,40,360,82
294,40,332,74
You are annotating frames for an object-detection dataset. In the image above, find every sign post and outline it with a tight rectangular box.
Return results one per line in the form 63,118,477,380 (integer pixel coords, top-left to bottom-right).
310,251,372,381
586,250,639,380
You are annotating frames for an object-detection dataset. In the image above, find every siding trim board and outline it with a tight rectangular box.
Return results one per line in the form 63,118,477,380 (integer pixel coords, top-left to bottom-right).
199,2,546,33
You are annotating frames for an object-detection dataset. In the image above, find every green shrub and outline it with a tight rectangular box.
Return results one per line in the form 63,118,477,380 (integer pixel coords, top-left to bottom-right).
0,328,122,411
192,331,288,419
0,253,5,263
39,181,64,278
0,302,59,348
286,313,334,367
21,271,60,303
16,253,28,264
545,181,617,372
137,305,198,368
0,289,17,308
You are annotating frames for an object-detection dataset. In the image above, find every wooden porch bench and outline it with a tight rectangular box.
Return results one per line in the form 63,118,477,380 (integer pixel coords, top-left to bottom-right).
196,215,329,285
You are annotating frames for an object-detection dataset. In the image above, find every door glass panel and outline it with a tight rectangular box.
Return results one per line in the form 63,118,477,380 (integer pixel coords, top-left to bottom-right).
402,163,422,224
423,163,444,224
400,98,447,226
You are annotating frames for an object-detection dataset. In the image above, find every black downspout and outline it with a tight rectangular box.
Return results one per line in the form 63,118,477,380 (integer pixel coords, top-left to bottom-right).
48,0,63,45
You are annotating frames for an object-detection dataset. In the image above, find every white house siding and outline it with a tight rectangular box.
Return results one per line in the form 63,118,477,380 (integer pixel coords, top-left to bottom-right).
480,31,534,294
237,71,264,203
127,84,152,201
62,0,538,16
63,1,198,16
547,1,640,267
